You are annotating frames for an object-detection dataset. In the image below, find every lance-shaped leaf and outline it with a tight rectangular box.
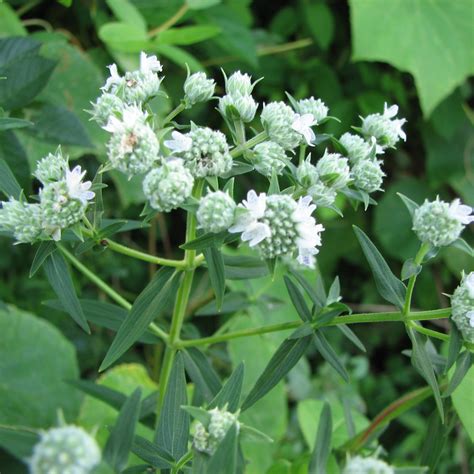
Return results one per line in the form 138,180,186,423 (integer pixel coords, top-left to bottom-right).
0,159,22,198
207,423,238,474
284,275,311,322
289,268,326,309
313,330,349,382
0,425,39,460
100,268,179,371
241,334,311,411
397,192,419,218
203,245,226,311
131,435,175,469
43,249,89,333
104,388,142,473
445,324,462,373
155,352,190,460
353,226,406,310
209,362,244,412
444,351,472,397
309,402,332,474
30,240,56,277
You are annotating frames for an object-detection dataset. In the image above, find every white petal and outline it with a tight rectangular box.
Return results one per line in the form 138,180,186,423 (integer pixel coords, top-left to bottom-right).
242,222,271,246
384,103,398,118
243,190,266,219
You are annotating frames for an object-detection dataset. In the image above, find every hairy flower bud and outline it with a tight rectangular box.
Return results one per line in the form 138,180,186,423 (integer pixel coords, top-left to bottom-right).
351,159,385,193
339,132,374,163
90,92,124,126
197,191,236,233
297,97,328,124
343,456,394,474
451,272,474,343
308,181,337,208
143,159,194,212
219,93,258,123
361,103,406,149
251,141,287,178
315,151,350,189
226,71,254,97
34,150,68,184
0,199,42,244
29,425,101,474
181,127,232,178
412,197,473,247
184,72,215,106
261,102,303,150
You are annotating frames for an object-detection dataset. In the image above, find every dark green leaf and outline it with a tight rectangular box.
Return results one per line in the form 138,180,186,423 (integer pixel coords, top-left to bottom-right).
313,331,349,382
309,402,332,474
207,423,238,474
180,231,227,250
155,352,190,460
445,324,462,373
0,117,33,131
196,292,250,316
288,323,314,339
452,238,473,257
397,192,420,218
104,388,142,473
183,347,222,401
203,245,226,311
289,269,325,309
0,425,39,460
100,268,179,371
44,250,89,333
0,158,21,198
181,406,212,426
353,226,406,309
30,241,56,277
401,258,422,281
209,362,244,412
327,276,341,305
242,335,311,411
284,276,311,322
444,351,472,397
158,25,221,45
131,435,174,469
419,410,446,471
223,255,269,280
337,325,366,352
0,130,30,192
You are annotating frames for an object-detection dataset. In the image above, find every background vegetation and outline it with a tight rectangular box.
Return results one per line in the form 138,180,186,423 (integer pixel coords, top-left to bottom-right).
0,0,472,472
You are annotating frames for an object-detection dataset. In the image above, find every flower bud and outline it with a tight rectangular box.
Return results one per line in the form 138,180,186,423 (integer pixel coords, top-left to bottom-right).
315,151,350,189
197,191,236,233
297,97,328,124
90,92,124,126
34,150,68,184
219,94,258,123
0,199,42,244
29,425,101,474
451,272,474,343
251,141,287,178
261,102,303,150
361,103,406,149
296,158,319,188
343,456,394,474
339,132,374,163
226,71,253,97
351,159,385,193
184,72,215,106
308,181,337,208
143,159,194,212
412,197,473,247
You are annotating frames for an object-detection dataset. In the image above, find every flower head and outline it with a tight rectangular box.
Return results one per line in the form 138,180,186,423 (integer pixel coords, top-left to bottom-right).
139,52,162,74
164,131,193,154
251,141,288,178
448,199,474,225
315,150,351,189
34,149,69,184
261,101,303,150
184,72,215,106
343,455,394,474
297,97,328,124
339,133,379,163
197,191,236,233
0,199,42,244
451,272,474,343
291,113,316,146
351,159,385,193
65,166,95,204
226,71,254,97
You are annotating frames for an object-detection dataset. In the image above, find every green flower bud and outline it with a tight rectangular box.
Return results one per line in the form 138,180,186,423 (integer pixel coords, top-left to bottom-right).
296,158,319,188
34,149,68,184
339,132,374,163
184,72,215,106
315,151,350,189
219,94,258,123
343,456,394,474
90,92,124,126
351,159,385,193
451,272,474,343
308,181,337,208
261,102,303,150
226,71,254,97
251,141,287,178
143,159,194,212
297,97,328,123
361,103,406,149
197,191,236,233
29,425,101,474
0,199,42,244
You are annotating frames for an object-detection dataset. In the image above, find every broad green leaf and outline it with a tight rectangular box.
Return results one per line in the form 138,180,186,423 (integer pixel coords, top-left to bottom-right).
313,331,349,382
241,334,311,411
99,22,150,53
187,0,221,9
452,366,474,441
207,424,238,474
100,268,179,371
284,276,311,322
106,0,147,31
0,117,33,131
308,403,332,474
304,2,334,50
0,4,27,37
452,238,474,257
353,226,406,309
104,388,142,473
157,25,221,45
203,245,226,310
30,241,56,277
44,249,89,333
350,0,474,116
183,347,222,401
154,44,203,72
209,363,244,412
0,158,21,198
0,308,80,429
444,351,472,397
131,435,174,469
407,328,444,421
155,352,190,460
0,426,39,461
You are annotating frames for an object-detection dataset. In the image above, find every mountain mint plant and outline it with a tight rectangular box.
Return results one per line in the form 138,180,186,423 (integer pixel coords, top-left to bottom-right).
1,52,472,474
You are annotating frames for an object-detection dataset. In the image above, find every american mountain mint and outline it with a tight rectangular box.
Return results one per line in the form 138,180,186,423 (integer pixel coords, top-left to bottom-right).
315,151,351,189
197,191,236,234
351,159,385,193
251,141,288,178
183,71,216,107
0,199,42,243
29,425,101,474
339,132,376,163
343,456,394,474
451,272,474,343
34,149,68,184
412,197,473,247
297,96,329,123
361,103,406,149
90,92,124,126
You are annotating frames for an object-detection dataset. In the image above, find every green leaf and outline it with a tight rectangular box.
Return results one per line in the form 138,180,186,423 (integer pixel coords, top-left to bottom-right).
308,402,332,474
0,158,21,198
397,192,419,218
313,331,349,382
104,388,142,473
337,325,366,353
0,117,33,131
289,269,325,309
158,25,221,45
196,292,250,316
350,0,473,116
401,258,422,281
100,268,179,371
223,254,269,280
207,423,238,474
0,425,39,461
444,351,472,397
106,0,147,31
445,324,462,373
326,276,341,305
353,226,406,309
0,4,27,37
284,276,311,322
183,347,222,401
180,231,227,250
452,238,474,257
209,363,244,412
452,366,474,441
407,328,444,421
304,2,334,50
153,44,203,72
187,0,221,9
155,352,190,460
419,410,446,472
181,405,212,426
131,435,174,469
0,130,30,192
241,335,311,411
203,245,226,311
30,241,56,277
99,22,149,53
44,250,90,333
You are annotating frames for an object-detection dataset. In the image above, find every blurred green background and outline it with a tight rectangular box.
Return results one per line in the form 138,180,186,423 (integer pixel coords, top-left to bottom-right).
0,0,473,472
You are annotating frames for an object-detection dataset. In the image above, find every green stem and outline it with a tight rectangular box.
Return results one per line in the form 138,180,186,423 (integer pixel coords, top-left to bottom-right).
58,245,169,342
148,3,189,37
408,322,450,342
163,102,186,125
230,131,267,158
177,308,452,348
403,242,430,317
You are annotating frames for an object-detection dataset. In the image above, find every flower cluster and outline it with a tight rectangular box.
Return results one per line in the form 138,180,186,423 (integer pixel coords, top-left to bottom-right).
343,455,394,474
29,425,101,474
1,150,94,243
193,407,240,455
219,71,258,123
361,103,406,149
451,272,474,343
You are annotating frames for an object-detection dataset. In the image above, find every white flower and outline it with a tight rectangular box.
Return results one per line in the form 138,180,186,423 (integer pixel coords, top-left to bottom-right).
466,273,474,299
383,102,406,141
293,196,324,267
103,105,147,134
229,190,270,246
467,310,474,328
65,166,95,204
140,52,162,74
164,131,193,154
291,113,316,146
102,63,122,91
448,199,474,225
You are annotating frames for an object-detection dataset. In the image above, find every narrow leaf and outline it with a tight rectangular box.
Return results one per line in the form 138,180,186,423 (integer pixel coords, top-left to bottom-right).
419,410,446,471
337,325,366,352
242,335,311,411
309,402,332,474
313,331,349,382
209,362,244,412
445,324,462,373
397,192,419,218
0,425,39,459
284,276,311,322
203,245,226,311
0,158,21,198
289,269,325,309
44,250,89,333
131,435,174,469
0,117,33,131
353,226,406,310
104,388,142,473
180,231,227,250
444,351,472,397
207,423,238,474
29,241,56,277
401,258,422,281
